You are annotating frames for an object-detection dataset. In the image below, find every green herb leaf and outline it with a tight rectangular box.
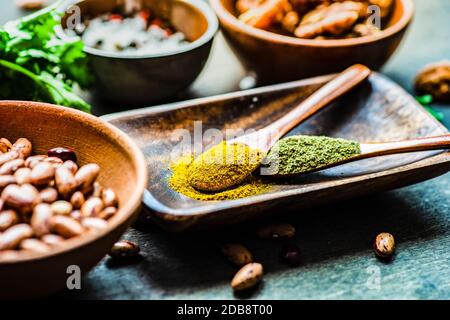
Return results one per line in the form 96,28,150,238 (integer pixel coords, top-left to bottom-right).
415,94,433,106
0,2,92,112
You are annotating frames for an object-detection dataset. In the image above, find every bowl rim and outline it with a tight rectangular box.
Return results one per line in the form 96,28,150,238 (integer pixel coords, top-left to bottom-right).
0,101,148,265
58,0,219,59
210,0,414,47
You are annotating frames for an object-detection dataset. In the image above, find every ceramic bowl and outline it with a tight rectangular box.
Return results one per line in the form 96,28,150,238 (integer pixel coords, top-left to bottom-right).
61,0,219,106
211,0,414,83
0,101,147,299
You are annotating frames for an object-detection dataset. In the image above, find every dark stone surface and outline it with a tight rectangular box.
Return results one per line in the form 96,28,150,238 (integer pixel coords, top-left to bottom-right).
1,0,449,299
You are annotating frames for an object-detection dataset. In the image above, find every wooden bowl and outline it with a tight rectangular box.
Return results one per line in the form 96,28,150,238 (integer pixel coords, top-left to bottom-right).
0,101,147,299
60,0,218,107
211,0,414,83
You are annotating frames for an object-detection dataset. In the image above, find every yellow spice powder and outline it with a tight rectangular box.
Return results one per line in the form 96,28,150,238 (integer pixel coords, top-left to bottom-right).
187,141,265,192
169,154,270,201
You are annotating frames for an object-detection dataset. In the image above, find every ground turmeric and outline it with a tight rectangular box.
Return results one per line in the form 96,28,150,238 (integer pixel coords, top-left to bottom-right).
169,154,270,201
187,141,265,192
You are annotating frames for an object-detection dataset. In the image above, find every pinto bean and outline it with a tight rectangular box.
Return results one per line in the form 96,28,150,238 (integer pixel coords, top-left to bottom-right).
49,215,84,238
12,138,32,158
75,164,100,191
31,203,53,237
30,162,55,186
0,224,33,250
81,197,104,217
55,166,77,197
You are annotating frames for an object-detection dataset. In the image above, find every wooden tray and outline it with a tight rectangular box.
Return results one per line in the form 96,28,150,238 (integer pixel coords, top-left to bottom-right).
102,72,450,231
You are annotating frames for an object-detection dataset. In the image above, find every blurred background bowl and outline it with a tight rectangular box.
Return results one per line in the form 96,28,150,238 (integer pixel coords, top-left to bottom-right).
0,101,147,299
211,0,414,83
61,0,218,106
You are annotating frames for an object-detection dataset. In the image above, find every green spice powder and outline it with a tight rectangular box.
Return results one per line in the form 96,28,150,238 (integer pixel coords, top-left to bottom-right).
264,135,361,175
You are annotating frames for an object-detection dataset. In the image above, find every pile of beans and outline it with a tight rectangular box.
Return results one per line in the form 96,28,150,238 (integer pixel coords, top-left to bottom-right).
0,137,119,258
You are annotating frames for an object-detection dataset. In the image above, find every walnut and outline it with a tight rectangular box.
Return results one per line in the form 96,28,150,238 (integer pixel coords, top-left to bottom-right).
282,10,301,32
414,61,450,102
15,0,46,10
300,1,365,25
289,0,329,14
295,2,361,39
239,0,291,29
353,20,381,36
236,0,265,14
368,0,393,19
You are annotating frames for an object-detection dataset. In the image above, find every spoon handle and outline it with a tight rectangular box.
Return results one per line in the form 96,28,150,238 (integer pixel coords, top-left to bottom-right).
361,135,450,156
265,64,371,147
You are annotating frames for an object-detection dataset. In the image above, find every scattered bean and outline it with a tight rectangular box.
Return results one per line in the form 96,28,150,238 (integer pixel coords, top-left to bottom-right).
373,232,395,259
231,263,263,292
109,240,140,259
256,223,296,240
221,243,253,267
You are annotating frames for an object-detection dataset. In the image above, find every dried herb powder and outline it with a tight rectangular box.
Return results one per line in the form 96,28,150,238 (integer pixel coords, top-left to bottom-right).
169,154,271,201
187,141,265,192
264,135,361,175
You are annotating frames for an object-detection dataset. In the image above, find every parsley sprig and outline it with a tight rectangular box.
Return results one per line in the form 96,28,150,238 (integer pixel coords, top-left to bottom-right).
0,2,92,112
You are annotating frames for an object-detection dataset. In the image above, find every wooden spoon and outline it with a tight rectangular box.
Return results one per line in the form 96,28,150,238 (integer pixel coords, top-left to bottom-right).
268,134,450,177
229,64,371,151
188,64,371,192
